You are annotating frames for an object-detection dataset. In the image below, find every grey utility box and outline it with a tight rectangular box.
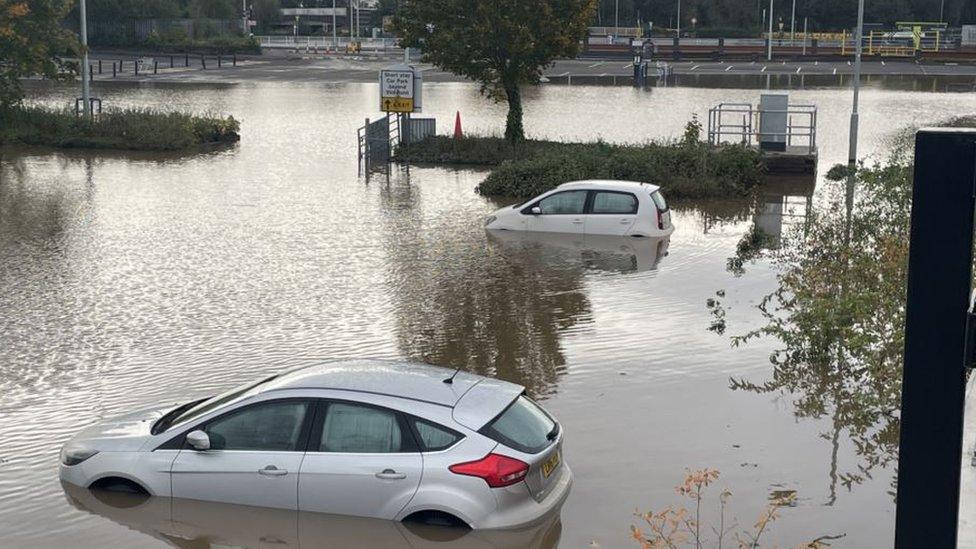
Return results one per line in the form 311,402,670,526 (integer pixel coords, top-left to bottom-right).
759,92,789,152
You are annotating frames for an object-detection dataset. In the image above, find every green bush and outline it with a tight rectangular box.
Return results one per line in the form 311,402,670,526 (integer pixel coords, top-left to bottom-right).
397,120,765,201
0,105,240,151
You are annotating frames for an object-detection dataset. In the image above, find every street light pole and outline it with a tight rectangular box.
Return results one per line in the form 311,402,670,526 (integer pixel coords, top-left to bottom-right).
790,0,796,43
79,0,91,119
676,0,681,39
766,0,773,60
332,0,337,49
614,0,619,30
848,0,865,166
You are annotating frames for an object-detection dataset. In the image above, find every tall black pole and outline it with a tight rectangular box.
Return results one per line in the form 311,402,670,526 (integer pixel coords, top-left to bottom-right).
895,128,976,548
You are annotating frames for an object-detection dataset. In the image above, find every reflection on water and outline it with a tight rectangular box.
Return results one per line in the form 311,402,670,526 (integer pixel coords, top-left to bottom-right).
713,160,910,502
63,484,561,549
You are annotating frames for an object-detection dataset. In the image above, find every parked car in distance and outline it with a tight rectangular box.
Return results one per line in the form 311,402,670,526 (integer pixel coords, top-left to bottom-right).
484,180,674,237
59,360,571,530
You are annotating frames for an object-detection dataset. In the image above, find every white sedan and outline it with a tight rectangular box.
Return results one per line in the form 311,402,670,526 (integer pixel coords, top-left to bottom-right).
485,180,674,237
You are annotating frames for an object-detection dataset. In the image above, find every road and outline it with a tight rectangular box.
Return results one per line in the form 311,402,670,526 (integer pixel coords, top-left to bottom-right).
85,52,976,85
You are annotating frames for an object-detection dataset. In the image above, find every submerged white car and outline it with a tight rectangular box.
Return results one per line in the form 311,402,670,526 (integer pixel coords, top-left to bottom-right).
485,180,674,237
59,360,571,530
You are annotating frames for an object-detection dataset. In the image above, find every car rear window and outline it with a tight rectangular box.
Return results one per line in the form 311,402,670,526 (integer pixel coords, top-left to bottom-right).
480,396,556,454
650,190,668,211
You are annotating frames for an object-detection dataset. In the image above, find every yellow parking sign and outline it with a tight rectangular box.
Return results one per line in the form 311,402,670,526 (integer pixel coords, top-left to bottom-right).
382,97,414,113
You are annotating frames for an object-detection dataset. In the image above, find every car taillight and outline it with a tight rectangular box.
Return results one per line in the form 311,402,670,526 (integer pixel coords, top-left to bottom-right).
656,209,664,230
449,453,529,488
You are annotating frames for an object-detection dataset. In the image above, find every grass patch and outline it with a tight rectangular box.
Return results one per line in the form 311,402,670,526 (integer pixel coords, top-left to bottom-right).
0,105,240,151
397,130,765,200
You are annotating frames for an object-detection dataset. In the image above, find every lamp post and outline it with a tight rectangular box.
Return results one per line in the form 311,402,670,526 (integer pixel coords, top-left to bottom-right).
676,0,681,39
848,0,865,166
79,0,91,119
615,0,619,30
332,0,337,49
766,0,773,60
790,0,796,43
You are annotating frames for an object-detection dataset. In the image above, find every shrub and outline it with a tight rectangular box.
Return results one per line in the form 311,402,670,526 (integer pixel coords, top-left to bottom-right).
0,106,240,151
398,119,765,201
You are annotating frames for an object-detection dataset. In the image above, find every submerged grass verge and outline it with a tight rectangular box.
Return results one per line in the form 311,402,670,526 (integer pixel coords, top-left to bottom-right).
395,130,764,200
0,106,240,151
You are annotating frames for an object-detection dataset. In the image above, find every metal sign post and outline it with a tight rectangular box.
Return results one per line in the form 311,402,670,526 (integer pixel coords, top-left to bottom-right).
895,129,976,548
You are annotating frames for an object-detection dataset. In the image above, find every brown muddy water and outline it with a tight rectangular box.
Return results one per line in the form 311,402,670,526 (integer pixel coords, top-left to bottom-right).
1,80,973,548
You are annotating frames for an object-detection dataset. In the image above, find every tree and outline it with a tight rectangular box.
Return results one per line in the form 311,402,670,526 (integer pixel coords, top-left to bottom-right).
393,0,596,145
0,0,78,109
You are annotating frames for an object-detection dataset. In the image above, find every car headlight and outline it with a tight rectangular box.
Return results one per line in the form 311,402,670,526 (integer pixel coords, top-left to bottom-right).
61,445,99,466
485,215,497,227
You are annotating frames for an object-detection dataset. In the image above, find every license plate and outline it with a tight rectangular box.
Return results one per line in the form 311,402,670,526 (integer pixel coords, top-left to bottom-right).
541,451,561,478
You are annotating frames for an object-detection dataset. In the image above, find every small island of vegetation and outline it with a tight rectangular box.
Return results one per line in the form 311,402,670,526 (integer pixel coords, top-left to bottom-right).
396,119,764,200
0,106,240,151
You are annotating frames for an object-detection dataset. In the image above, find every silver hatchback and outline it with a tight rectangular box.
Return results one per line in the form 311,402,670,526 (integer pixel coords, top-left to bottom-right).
59,360,572,530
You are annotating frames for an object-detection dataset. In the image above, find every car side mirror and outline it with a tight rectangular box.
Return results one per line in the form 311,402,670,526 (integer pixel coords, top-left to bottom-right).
531,206,542,215
186,430,211,451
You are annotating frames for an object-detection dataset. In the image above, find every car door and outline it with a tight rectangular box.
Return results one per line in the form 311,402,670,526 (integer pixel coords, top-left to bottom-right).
170,399,312,510
523,190,588,234
298,400,422,520
584,190,639,235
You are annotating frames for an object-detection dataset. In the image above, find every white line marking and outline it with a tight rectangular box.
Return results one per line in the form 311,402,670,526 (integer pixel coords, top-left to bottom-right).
599,73,607,77
690,65,700,71
725,65,733,71
881,60,886,65
848,60,852,65
588,62,604,68
919,65,928,75
622,63,632,69
815,60,819,65
761,65,767,72
833,68,837,75
557,72,569,77
795,67,801,74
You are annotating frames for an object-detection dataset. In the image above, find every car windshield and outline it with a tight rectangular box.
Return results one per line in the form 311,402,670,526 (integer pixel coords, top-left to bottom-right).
152,374,281,434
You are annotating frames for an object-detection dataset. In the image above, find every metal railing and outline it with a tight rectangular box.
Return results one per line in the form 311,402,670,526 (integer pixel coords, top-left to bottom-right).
257,35,397,52
707,102,817,154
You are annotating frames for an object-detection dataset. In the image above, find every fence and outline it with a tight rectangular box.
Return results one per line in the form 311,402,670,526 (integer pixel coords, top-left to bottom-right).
257,35,397,52
707,102,817,154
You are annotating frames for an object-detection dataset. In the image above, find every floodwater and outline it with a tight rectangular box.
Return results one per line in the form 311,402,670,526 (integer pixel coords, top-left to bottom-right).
1,78,973,548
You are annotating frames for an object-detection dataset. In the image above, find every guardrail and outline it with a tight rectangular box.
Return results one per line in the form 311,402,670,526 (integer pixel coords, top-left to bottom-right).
257,35,398,52
707,102,817,154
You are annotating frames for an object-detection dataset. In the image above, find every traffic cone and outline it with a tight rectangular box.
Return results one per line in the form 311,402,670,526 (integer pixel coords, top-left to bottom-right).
453,111,463,139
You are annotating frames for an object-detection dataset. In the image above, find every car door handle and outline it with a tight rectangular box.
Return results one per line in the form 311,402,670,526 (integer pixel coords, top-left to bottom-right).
571,219,584,224
375,469,407,480
259,465,288,476
620,219,632,224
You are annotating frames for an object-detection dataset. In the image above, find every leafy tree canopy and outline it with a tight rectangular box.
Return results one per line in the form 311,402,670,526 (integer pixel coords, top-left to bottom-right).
0,0,78,109
393,0,596,144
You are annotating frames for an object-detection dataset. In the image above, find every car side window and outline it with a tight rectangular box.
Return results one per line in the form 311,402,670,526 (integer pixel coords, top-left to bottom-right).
320,402,403,453
592,192,638,214
203,400,309,451
534,190,588,214
412,419,463,451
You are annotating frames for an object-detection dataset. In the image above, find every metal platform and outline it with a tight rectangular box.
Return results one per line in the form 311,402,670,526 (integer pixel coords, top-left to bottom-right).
707,100,818,174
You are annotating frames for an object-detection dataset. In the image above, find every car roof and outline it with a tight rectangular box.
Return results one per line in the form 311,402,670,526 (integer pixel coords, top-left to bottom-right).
259,359,523,408
556,179,661,193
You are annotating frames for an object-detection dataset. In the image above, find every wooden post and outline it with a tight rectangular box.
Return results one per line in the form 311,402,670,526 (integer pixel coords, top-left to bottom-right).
98,59,102,74
218,55,222,68
112,62,116,78
202,56,206,69
185,53,189,67
153,60,158,75
170,55,174,68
